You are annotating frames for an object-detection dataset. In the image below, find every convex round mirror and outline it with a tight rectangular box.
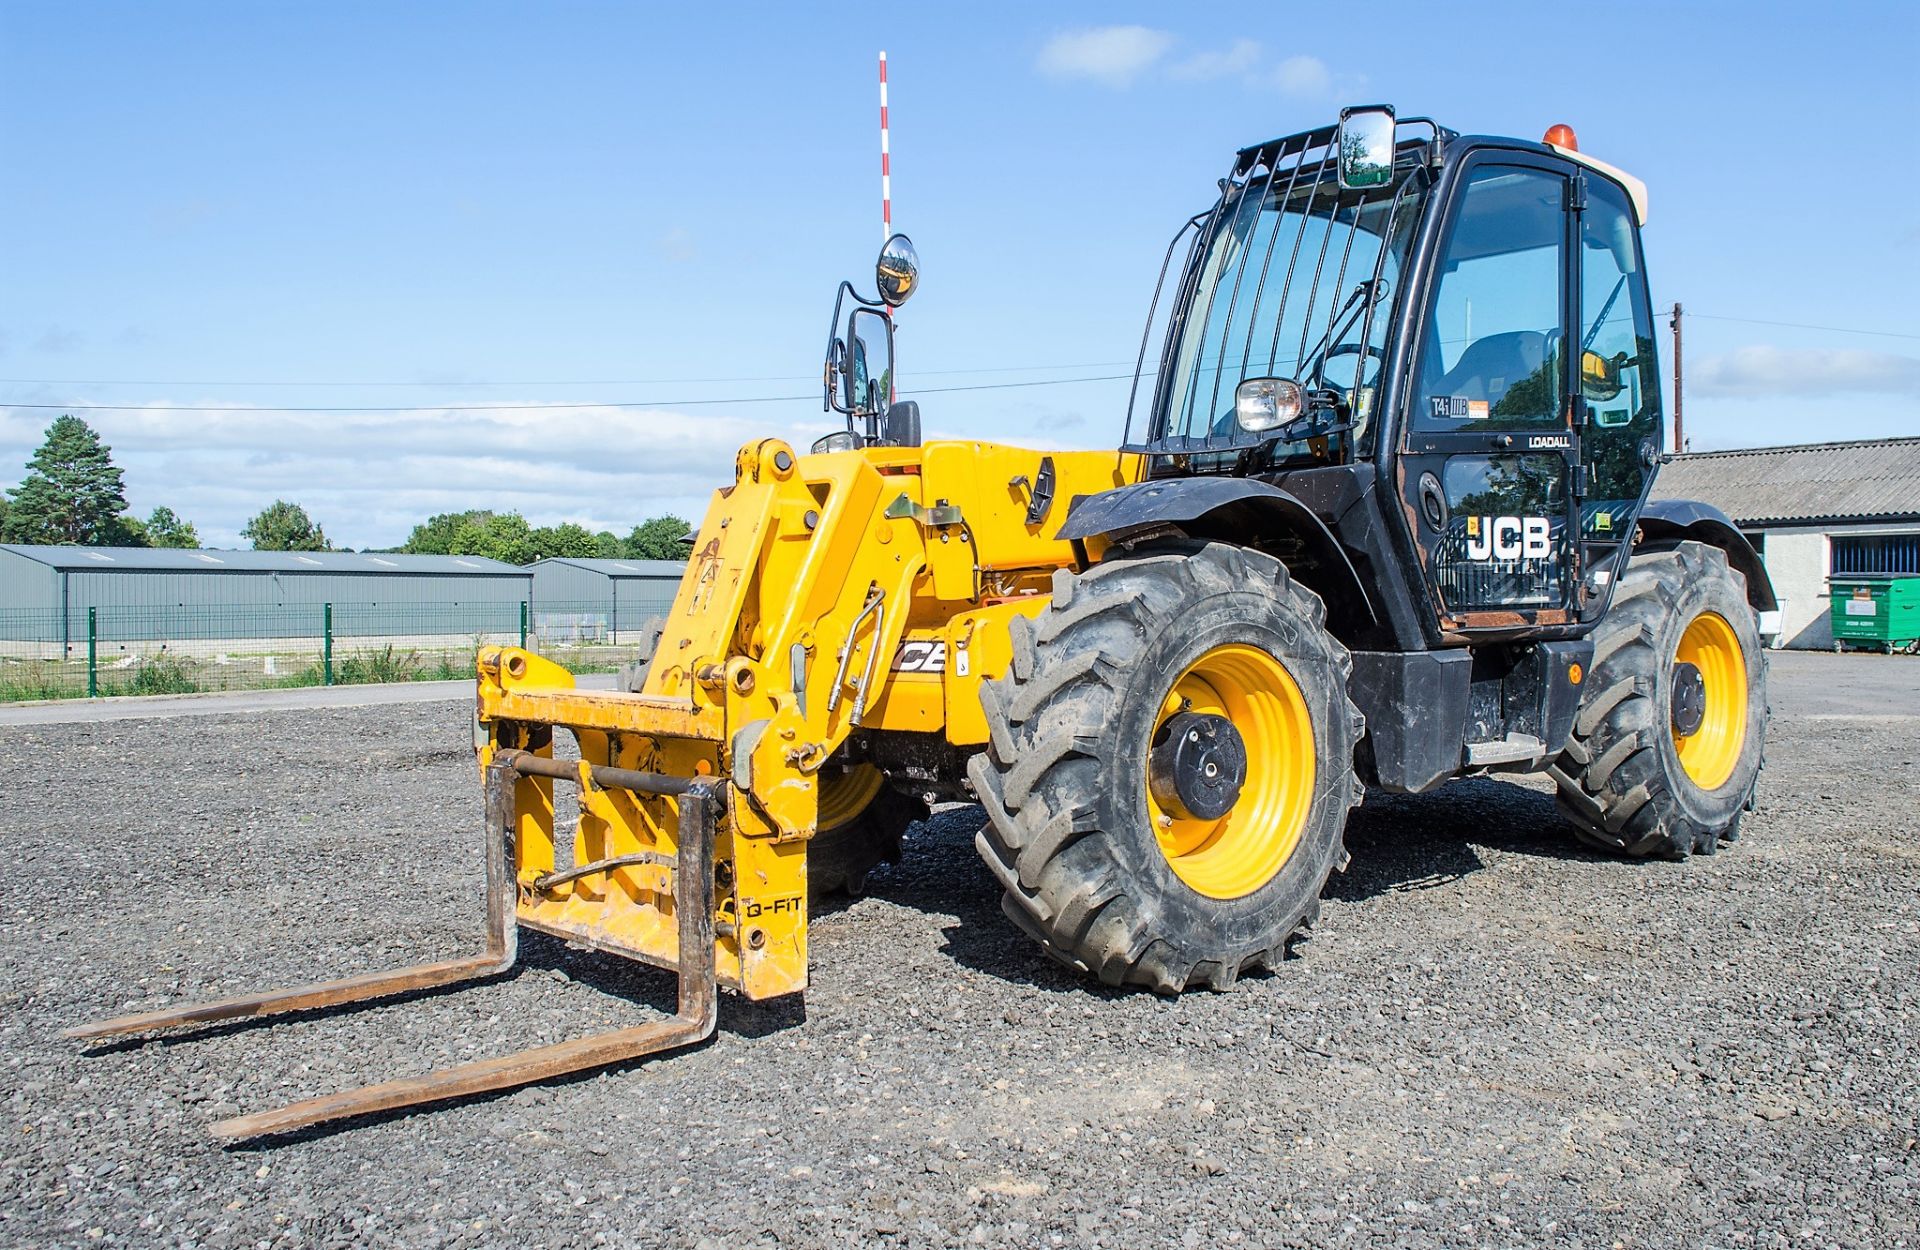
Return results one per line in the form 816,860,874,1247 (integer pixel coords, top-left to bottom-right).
876,233,919,306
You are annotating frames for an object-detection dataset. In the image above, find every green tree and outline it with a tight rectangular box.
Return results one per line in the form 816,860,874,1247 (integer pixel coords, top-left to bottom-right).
625,513,692,560
530,522,602,560
114,513,152,547
142,506,200,549
242,500,330,551
594,530,623,559
465,512,536,563
402,509,494,555
3,415,132,545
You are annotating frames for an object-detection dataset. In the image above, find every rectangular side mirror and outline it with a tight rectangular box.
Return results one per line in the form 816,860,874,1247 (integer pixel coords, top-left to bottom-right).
844,307,894,417
1338,105,1396,190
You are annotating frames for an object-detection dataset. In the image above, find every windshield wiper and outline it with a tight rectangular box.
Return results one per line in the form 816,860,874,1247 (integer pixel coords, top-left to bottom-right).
1583,275,1627,352
1299,279,1383,387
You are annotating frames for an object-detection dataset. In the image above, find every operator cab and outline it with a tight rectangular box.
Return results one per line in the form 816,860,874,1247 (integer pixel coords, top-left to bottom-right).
1123,106,1664,641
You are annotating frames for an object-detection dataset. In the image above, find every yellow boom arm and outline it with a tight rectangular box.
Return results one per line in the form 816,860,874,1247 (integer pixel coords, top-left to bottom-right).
476,437,1137,999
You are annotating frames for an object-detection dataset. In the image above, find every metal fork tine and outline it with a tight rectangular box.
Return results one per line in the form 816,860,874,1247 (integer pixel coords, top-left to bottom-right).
63,954,512,1042
210,1009,712,1140
65,760,523,1044
213,777,718,1139
67,757,722,1140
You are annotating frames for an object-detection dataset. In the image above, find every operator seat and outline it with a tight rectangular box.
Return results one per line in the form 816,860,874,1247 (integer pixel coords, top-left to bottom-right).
1432,330,1547,408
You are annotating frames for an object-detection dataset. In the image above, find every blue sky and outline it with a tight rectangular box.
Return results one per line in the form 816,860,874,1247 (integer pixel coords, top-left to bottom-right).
2,2,1915,548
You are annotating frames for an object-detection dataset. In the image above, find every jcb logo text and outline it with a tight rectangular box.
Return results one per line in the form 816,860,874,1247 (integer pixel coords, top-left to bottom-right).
1466,516,1552,562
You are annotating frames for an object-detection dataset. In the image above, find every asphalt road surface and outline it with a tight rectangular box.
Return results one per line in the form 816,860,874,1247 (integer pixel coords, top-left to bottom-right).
2,650,1914,1248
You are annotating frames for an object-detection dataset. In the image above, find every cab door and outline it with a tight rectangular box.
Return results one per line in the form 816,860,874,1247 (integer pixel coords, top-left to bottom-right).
1572,175,1664,600
1397,153,1582,631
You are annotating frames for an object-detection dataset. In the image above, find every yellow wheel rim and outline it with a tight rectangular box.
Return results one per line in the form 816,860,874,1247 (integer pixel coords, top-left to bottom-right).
818,764,885,832
1144,644,1316,900
1672,611,1748,791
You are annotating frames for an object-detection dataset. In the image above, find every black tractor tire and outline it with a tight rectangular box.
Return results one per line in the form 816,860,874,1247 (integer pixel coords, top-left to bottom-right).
807,768,925,897
968,541,1364,993
1551,541,1768,858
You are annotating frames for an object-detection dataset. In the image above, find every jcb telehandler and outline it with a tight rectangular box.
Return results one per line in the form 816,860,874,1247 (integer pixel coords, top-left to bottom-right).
73,107,1772,1137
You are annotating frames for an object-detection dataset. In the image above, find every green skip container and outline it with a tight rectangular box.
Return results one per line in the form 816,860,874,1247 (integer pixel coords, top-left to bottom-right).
1829,575,1920,653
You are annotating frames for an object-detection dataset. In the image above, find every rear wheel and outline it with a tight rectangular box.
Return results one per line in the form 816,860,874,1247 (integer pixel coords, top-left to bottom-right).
808,764,924,896
1551,541,1768,858
969,542,1363,993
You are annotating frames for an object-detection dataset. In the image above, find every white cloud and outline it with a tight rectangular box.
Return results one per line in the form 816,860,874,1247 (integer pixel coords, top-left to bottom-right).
1168,38,1262,83
1271,54,1333,97
1065,34,1348,97
0,399,818,549
1691,346,1920,398
1036,26,1174,88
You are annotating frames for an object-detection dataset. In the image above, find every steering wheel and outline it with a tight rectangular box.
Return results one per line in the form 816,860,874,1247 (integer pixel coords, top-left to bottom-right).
1322,342,1385,380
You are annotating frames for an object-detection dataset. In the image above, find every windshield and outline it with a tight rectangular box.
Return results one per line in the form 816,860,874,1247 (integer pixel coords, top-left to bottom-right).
1150,167,1426,463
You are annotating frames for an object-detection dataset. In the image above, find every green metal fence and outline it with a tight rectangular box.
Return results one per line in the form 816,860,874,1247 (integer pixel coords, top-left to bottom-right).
0,595,675,703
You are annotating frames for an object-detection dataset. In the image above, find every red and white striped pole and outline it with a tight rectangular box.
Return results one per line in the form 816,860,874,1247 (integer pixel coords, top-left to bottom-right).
879,51,895,405
878,51,892,243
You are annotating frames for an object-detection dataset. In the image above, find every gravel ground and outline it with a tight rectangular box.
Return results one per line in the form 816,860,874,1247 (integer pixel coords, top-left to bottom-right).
2,651,1916,1248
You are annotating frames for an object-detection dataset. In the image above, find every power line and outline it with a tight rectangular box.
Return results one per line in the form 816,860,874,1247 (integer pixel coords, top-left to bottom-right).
1683,313,1920,342
0,371,1146,415
2,314,1908,400
0,360,1141,389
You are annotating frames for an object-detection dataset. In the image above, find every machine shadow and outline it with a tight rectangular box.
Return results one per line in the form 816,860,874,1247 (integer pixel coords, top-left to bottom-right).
1327,776,1605,902
863,778,1604,993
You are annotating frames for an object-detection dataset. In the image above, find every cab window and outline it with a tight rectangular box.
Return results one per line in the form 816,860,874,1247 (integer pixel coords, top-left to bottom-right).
1414,166,1567,432
1578,176,1660,537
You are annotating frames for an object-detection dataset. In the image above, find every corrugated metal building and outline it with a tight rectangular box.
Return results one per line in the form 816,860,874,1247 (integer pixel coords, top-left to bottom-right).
528,558,684,644
0,545,530,646
1654,436,1920,649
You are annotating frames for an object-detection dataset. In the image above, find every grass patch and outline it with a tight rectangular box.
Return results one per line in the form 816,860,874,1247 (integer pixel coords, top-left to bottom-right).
2,644,534,703
277,647,477,688
422,654,470,682
335,645,423,685
0,667,86,702
120,652,203,696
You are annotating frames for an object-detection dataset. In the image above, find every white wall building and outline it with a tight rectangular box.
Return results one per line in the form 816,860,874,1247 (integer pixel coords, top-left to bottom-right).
1654,437,1920,649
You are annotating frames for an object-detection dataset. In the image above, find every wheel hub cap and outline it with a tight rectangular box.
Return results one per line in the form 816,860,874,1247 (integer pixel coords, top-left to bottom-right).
1670,661,1707,736
1148,711,1248,821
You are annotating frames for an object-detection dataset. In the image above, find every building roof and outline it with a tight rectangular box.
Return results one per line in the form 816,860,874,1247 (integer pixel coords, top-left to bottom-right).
1653,437,1920,528
0,545,526,575
530,557,687,578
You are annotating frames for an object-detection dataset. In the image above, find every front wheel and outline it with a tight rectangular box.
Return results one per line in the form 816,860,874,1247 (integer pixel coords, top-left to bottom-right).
1551,541,1768,858
969,541,1363,993
808,764,924,896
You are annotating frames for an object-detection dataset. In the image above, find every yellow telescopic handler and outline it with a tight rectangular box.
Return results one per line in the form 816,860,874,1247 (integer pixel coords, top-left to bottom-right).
71,108,1772,1138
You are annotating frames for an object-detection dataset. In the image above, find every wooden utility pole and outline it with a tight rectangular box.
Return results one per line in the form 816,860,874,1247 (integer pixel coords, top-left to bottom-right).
1669,302,1684,453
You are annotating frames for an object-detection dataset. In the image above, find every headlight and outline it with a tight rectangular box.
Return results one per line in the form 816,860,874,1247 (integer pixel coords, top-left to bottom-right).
1234,377,1303,433
811,430,862,455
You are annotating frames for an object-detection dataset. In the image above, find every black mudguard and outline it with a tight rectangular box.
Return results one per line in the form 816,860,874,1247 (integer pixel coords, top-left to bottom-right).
1059,478,1376,628
1637,499,1777,613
